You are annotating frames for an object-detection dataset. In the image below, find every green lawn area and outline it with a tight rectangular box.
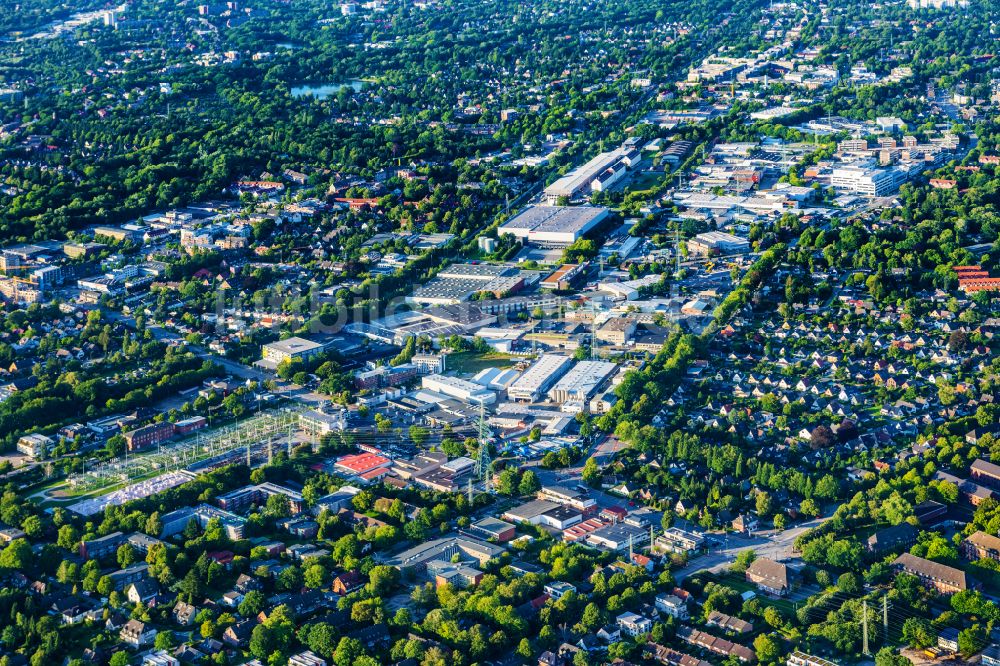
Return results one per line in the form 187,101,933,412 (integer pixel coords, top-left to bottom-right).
626,170,664,193
711,571,799,616
447,351,518,375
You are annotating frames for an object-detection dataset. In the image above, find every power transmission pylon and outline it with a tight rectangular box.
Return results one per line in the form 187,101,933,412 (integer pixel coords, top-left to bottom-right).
883,596,889,643
590,301,598,360
475,403,491,482
862,600,870,656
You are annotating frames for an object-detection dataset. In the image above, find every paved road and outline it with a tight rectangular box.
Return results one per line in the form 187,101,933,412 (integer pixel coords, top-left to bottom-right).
671,515,835,582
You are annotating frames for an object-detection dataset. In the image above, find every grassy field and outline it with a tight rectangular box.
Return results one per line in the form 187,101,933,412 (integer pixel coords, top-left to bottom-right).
712,571,799,616
447,351,519,375
625,170,665,194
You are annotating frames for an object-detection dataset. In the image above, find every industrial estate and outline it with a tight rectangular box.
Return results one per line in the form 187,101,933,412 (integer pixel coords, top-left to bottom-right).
0,0,995,666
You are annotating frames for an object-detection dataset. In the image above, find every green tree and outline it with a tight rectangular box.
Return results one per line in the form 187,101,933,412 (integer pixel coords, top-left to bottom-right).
733,549,756,573
875,648,911,666
116,544,137,569
109,653,130,666
518,470,541,496
799,498,820,518
304,564,327,589
333,637,364,666
367,565,399,596
837,572,859,594
902,617,935,648
582,457,601,486
154,631,176,650
239,590,266,617
753,634,780,663
958,625,988,656
57,525,79,550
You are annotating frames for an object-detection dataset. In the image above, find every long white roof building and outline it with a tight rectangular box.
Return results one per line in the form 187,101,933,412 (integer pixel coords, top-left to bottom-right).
507,354,573,401
548,361,618,403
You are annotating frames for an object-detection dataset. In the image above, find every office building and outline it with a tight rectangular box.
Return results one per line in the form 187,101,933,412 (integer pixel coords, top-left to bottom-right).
537,485,598,513
385,536,504,573
217,482,305,515
16,433,53,459
596,316,637,345
540,264,584,290
123,421,176,452
470,517,517,542
299,409,348,435
585,523,649,551
981,645,1000,666
259,337,324,368
830,166,903,196
655,527,706,554
288,652,326,666
426,559,484,588
411,353,446,374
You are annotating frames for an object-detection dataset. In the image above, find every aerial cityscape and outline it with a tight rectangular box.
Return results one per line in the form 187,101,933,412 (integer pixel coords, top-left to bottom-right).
0,0,996,665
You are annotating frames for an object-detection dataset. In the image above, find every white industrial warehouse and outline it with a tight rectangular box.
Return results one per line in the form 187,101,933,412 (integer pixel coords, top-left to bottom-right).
421,375,497,404
507,354,573,401
497,205,610,247
547,360,618,403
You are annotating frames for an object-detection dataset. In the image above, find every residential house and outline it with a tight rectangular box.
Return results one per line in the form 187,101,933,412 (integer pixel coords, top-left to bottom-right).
544,581,577,600
962,531,1000,561
646,643,714,666
866,523,919,554
332,571,366,595
125,580,160,606
970,459,1000,488
120,619,156,647
677,626,755,663
892,552,974,594
655,594,689,620
173,600,197,626
223,619,256,647
617,611,652,637
706,610,753,634
745,558,790,596
732,514,758,534
597,624,621,642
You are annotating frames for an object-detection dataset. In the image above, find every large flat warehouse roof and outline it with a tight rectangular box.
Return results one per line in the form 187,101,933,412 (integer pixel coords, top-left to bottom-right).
498,205,609,245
